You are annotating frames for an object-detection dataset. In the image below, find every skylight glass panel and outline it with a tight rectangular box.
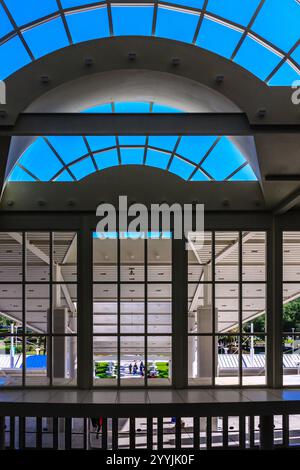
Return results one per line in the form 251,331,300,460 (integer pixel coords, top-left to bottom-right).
47,136,88,164
55,170,74,182
0,4,13,38
83,102,181,114
0,36,31,80
8,165,35,182
111,6,154,36
94,149,119,170
119,136,146,145
70,157,95,179
61,0,97,7
177,136,217,164
201,137,245,180
234,36,282,81
190,169,210,181
268,61,300,86
4,0,58,26
292,46,300,66
66,7,110,43
148,136,178,151
22,17,69,60
156,7,199,43
152,103,183,113
18,138,63,180
196,17,242,59
167,0,204,8
169,157,194,180
229,164,257,181
207,0,261,27
86,136,116,152
121,148,144,165
145,149,170,170
9,133,258,182
83,103,113,113
114,102,151,113
252,0,300,52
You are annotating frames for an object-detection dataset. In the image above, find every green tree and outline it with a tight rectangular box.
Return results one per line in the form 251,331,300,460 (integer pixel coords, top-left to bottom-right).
282,298,300,331
0,314,12,327
241,297,300,334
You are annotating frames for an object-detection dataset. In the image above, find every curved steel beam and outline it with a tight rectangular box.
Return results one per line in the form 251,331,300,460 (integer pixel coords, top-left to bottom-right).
0,37,298,126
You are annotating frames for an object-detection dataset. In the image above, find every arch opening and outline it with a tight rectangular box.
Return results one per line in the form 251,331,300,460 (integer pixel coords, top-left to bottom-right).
7,101,257,183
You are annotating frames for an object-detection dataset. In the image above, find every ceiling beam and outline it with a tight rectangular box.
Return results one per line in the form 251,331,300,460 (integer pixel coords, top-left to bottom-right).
273,185,300,215
0,310,43,334
215,231,252,263
220,287,300,334
62,233,77,265
8,232,76,317
188,232,254,315
1,113,300,136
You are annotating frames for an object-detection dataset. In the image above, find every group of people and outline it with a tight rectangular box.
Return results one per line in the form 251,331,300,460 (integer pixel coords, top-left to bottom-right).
128,361,145,376
90,416,186,440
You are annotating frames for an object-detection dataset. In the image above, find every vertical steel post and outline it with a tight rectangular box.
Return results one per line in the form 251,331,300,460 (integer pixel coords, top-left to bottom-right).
77,216,93,389
268,217,282,388
172,237,187,388
260,415,274,449
0,416,5,450
147,417,153,450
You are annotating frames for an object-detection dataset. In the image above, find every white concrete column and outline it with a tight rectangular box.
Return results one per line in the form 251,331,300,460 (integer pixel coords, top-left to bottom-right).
188,312,196,378
53,308,67,379
203,265,212,300
68,315,77,380
196,307,213,381
196,264,217,382
53,264,62,308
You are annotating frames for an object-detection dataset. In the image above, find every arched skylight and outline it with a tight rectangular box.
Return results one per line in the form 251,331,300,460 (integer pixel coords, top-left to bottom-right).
8,101,257,183
0,1,299,85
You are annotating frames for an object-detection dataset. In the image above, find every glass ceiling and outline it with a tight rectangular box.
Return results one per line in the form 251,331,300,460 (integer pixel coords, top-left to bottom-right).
8,102,257,183
0,1,299,85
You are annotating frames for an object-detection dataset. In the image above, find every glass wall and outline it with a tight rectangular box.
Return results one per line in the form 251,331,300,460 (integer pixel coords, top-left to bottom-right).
188,231,267,387
1,225,292,389
283,232,300,386
93,233,172,387
0,232,77,387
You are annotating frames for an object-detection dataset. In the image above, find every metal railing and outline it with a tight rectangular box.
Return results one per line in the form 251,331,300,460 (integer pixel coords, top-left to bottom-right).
0,413,298,450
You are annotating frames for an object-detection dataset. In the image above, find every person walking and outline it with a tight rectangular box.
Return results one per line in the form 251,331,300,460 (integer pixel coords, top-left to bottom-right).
170,417,186,428
90,417,103,439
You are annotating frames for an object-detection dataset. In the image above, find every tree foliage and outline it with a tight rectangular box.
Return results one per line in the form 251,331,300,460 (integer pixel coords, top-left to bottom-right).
282,298,300,332
243,297,300,333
